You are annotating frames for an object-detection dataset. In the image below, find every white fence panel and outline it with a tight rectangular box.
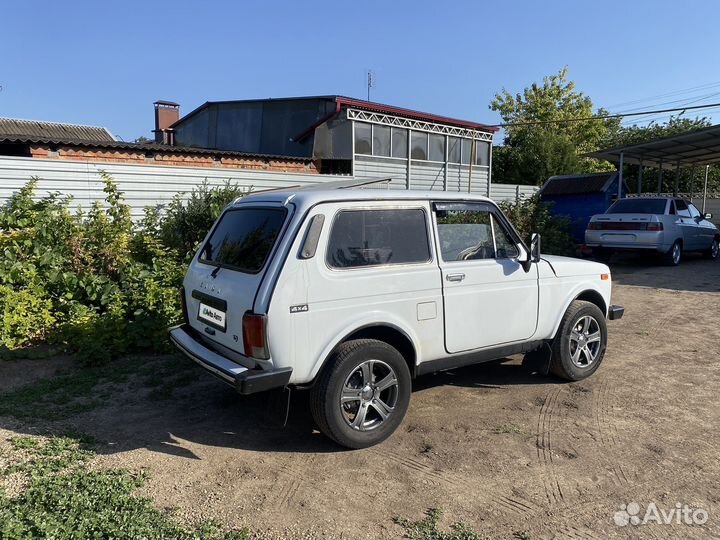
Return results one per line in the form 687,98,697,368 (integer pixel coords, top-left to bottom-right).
490,183,539,202
0,156,346,220
354,156,407,189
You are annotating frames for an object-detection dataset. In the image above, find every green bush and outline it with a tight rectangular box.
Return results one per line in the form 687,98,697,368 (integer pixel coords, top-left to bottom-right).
159,180,249,258
498,195,576,256
0,286,55,349
0,175,244,363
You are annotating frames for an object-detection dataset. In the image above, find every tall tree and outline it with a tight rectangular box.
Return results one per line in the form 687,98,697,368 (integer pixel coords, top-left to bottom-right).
490,67,620,185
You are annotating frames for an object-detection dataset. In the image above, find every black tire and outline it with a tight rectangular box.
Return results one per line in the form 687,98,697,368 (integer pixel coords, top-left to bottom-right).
703,237,719,260
310,339,411,449
550,300,607,381
592,247,613,263
663,240,682,266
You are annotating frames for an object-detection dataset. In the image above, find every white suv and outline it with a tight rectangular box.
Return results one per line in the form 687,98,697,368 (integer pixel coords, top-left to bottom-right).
170,181,623,448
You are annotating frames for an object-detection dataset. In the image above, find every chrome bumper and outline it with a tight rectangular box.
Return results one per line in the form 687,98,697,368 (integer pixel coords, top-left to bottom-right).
169,324,292,394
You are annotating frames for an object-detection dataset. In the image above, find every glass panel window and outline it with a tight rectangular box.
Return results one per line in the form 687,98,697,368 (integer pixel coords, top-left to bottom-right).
448,137,461,163
492,215,519,259
435,206,519,261
688,203,701,218
411,132,428,160
475,141,490,166
675,199,691,217
429,134,445,162
391,128,408,158
354,122,372,155
200,208,286,273
373,125,391,157
327,209,431,268
461,139,473,165
436,208,494,261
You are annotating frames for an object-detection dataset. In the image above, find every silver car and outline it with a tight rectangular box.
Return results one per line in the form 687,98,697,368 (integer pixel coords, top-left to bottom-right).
585,197,719,265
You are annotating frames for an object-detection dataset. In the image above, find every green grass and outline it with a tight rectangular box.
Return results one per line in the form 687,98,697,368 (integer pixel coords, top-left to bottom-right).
0,433,249,540
492,423,523,435
395,509,534,540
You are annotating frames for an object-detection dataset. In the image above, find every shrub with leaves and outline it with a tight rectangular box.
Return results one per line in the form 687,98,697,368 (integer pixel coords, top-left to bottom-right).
0,174,239,363
159,180,249,258
498,195,576,256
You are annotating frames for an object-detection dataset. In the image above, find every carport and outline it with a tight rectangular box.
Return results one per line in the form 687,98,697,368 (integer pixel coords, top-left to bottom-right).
586,124,720,212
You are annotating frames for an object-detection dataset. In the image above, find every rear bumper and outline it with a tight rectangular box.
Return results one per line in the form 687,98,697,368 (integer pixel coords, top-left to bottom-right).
608,305,624,320
169,324,292,394
585,230,668,252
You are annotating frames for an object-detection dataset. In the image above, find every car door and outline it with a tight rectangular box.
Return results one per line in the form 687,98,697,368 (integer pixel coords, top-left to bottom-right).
674,199,700,250
434,202,539,354
688,202,715,249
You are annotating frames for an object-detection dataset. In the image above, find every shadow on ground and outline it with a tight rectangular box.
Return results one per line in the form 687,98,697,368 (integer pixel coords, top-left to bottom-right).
607,251,720,293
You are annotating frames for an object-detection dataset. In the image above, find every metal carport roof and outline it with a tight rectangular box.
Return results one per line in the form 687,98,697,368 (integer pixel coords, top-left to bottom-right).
585,124,720,168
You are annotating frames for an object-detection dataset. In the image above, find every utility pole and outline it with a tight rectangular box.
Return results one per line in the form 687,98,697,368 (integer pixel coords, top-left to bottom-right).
367,70,374,101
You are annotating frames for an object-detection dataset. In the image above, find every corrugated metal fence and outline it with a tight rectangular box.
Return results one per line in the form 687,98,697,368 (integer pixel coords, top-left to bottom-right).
0,156,538,220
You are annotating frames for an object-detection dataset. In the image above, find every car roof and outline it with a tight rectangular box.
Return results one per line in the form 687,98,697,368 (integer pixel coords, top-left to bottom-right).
232,187,496,208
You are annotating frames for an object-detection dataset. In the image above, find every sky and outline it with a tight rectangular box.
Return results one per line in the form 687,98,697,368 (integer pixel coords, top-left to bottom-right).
2,0,720,142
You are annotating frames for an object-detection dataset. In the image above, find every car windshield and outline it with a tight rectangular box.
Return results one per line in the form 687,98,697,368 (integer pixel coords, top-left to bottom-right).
200,207,286,273
607,199,667,214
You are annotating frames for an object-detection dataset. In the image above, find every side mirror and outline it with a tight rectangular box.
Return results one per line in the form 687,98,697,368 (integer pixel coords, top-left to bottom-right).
705,213,713,220
519,233,541,272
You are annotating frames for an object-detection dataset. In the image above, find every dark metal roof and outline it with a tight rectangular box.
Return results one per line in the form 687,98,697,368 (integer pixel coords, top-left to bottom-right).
173,95,498,133
540,172,620,196
585,124,720,168
0,117,116,143
0,134,314,162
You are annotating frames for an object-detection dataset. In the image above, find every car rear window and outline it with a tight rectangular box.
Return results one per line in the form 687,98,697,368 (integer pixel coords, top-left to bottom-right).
200,207,286,273
607,199,667,214
326,209,431,268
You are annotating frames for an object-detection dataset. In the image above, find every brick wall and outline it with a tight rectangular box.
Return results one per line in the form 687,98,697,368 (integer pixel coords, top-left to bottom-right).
28,144,318,173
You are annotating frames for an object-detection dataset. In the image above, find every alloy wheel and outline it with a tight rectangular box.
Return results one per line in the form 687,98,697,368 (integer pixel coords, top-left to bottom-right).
568,315,602,368
340,359,399,431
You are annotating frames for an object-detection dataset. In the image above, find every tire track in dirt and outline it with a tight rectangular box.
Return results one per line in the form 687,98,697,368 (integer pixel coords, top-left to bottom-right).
535,387,566,506
272,455,317,509
371,447,543,518
371,447,471,489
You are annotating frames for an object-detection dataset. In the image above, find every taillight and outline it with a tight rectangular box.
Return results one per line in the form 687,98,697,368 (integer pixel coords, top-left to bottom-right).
647,222,663,231
242,312,269,359
180,287,189,324
588,222,601,230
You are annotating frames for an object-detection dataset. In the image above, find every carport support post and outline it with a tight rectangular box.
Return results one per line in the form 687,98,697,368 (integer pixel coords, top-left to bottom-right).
617,152,624,199
637,158,643,195
657,160,663,194
673,161,680,197
702,164,710,213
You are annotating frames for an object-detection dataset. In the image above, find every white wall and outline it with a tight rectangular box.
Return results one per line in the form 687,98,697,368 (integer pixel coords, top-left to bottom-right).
0,156,346,220
0,156,539,221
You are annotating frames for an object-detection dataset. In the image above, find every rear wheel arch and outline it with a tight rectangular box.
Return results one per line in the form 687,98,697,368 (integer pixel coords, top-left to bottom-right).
310,324,417,386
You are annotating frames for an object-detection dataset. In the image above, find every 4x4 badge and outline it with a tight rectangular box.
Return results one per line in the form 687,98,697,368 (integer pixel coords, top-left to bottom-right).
290,304,309,314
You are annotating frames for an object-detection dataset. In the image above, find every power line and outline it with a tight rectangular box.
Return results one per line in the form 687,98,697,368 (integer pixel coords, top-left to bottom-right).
493,101,720,128
604,80,720,109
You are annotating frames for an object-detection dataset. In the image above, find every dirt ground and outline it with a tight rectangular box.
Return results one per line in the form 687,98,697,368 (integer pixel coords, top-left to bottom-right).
2,253,720,539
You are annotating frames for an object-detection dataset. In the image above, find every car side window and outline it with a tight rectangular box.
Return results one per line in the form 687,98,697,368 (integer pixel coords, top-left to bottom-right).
492,216,520,259
675,199,691,218
688,203,701,219
435,207,519,261
326,208,431,268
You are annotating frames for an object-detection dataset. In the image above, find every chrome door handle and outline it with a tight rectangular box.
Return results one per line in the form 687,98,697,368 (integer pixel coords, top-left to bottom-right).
446,273,465,282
